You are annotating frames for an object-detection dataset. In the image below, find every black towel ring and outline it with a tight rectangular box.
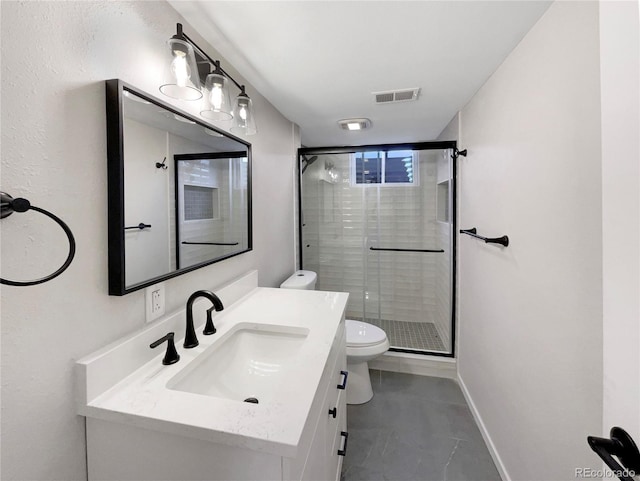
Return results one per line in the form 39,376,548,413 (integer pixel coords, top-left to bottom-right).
0,192,76,286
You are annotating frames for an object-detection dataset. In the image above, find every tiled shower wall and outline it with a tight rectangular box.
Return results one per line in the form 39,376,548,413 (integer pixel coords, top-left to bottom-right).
301,150,452,351
174,158,249,269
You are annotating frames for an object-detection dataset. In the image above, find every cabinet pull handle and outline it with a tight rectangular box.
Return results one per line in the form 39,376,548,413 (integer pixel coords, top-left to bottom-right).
329,407,337,418
337,370,348,390
337,431,349,456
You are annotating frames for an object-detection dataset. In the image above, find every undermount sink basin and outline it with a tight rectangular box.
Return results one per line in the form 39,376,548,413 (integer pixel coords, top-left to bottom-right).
168,324,309,403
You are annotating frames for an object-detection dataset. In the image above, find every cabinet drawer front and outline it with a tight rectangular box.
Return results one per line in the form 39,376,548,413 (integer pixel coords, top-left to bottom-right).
328,401,347,481
325,342,347,421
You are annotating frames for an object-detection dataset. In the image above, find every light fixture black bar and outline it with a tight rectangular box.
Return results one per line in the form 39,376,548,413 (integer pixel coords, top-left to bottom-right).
460,227,509,247
125,223,151,231
182,241,239,246
370,247,444,253
178,24,245,92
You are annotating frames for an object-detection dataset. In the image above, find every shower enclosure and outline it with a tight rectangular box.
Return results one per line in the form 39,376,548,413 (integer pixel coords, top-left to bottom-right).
299,142,456,356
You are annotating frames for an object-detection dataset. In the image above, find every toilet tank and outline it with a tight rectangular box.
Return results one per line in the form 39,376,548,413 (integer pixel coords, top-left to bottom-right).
280,270,317,290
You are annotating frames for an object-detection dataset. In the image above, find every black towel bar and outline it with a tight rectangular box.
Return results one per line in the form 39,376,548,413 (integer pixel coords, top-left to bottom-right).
460,228,509,247
125,223,151,230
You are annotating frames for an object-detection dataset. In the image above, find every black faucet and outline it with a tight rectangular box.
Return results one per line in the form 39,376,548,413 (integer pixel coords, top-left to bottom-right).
184,290,224,348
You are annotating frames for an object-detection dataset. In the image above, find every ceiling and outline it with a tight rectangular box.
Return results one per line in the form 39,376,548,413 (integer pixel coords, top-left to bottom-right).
169,1,551,147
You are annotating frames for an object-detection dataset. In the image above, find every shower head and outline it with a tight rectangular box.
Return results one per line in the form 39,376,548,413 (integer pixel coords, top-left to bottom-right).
301,155,318,174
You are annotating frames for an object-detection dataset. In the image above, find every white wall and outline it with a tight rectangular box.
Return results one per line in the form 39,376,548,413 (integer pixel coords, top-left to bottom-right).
599,0,640,445
456,2,603,480
0,2,298,480
123,118,172,285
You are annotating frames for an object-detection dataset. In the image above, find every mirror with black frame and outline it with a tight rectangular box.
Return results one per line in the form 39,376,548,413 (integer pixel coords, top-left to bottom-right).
106,79,252,295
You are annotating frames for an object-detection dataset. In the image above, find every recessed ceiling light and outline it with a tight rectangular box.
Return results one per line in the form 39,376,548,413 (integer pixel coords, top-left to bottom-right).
338,118,372,131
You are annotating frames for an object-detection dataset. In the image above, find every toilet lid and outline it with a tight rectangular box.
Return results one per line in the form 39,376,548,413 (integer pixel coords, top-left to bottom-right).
346,320,387,347
280,270,317,289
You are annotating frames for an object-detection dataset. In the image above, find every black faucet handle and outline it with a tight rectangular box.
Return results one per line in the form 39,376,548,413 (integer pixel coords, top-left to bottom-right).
203,307,217,335
150,332,180,365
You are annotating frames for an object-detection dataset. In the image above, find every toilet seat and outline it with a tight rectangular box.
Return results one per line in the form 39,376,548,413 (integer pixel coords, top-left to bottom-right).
346,320,387,347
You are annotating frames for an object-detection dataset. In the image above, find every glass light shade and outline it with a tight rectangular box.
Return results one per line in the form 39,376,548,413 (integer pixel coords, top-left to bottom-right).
159,38,202,101
231,94,257,135
200,73,233,120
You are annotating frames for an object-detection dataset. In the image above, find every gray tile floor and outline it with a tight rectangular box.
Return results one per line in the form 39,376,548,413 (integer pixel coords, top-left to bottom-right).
341,370,501,481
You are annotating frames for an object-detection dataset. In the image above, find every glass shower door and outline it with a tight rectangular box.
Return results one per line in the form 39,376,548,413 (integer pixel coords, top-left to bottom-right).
361,148,453,354
300,146,454,356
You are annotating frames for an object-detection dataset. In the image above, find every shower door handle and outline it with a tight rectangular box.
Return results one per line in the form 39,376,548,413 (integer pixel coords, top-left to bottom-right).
370,247,444,253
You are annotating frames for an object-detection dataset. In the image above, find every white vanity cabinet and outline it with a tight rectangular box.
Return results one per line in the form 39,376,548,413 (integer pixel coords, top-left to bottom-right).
286,322,348,481
85,321,348,481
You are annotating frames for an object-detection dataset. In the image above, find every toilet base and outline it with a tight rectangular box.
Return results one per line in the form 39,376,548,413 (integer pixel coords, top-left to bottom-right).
346,359,374,404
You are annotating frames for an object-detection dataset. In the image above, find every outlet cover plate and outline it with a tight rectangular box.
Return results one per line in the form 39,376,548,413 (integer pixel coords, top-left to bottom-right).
145,283,166,323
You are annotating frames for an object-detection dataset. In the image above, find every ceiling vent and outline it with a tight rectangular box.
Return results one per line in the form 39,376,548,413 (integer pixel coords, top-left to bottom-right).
373,88,420,104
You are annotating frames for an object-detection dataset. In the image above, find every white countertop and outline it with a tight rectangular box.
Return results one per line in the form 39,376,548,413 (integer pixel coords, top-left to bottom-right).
77,281,348,458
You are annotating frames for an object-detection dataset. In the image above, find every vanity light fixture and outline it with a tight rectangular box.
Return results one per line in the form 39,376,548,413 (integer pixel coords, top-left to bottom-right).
231,86,257,136
159,25,202,101
159,23,257,135
338,118,372,131
201,60,232,121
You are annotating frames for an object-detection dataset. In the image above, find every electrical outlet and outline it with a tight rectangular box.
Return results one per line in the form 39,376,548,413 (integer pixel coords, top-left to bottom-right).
145,283,165,323
152,290,162,313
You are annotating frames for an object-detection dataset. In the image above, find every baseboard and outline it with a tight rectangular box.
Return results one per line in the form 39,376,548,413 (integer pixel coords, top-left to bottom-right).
369,351,457,379
457,373,510,481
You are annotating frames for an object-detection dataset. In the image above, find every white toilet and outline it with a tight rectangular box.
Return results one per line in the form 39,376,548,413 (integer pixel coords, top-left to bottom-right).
281,270,390,404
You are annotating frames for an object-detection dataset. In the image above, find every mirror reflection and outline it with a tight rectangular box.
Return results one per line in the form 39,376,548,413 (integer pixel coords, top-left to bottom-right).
122,88,251,289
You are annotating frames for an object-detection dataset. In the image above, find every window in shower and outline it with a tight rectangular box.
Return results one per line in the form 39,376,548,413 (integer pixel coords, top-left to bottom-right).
299,142,457,357
351,150,417,185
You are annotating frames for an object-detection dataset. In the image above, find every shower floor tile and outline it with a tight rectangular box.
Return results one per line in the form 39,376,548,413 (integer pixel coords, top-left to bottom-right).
350,317,447,353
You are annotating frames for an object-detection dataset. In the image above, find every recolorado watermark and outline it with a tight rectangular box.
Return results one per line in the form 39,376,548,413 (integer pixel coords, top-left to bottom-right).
575,467,636,478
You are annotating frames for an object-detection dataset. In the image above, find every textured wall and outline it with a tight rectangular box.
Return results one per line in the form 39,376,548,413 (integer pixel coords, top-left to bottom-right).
0,2,297,480
457,2,603,480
